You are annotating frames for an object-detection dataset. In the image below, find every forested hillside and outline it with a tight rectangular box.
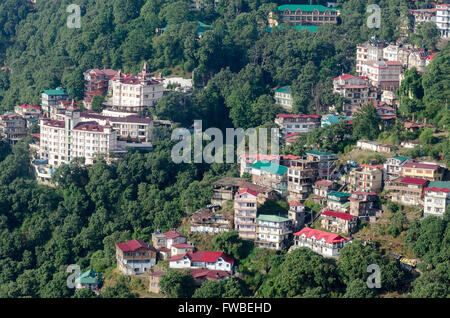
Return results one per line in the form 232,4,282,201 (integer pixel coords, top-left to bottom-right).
0,0,448,298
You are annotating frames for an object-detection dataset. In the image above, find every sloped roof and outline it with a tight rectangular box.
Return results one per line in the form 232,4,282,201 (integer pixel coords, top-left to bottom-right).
238,188,258,197
399,177,429,186
116,239,156,252
257,214,290,223
278,4,338,12
163,230,186,239
321,210,355,221
294,227,348,244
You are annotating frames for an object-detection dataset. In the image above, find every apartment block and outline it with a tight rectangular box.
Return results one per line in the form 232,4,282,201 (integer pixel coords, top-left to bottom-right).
385,176,429,206
423,181,450,218
291,227,349,258
41,87,71,115
349,191,379,220
436,4,450,38
0,114,27,144
401,162,446,181
320,210,357,235
234,188,258,240
287,158,318,201
384,156,412,181
255,214,292,250
275,114,321,136
348,164,383,193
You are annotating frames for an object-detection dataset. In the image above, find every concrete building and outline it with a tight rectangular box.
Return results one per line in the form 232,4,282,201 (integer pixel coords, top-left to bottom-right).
401,162,446,181
190,208,233,234
320,210,357,235
151,230,187,250
255,214,292,250
287,158,318,201
356,140,394,153
275,114,321,136
333,74,377,113
348,164,383,193
291,227,349,258
306,151,338,180
115,239,157,275
83,68,118,107
288,201,306,231
74,270,102,293
313,180,338,199
169,251,234,271
239,153,280,176
409,8,436,32
436,4,450,38
423,181,450,218
356,37,388,75
0,114,27,144
234,188,258,241
385,176,429,206
249,160,288,195
41,87,71,115
384,156,412,181
110,63,163,112
327,191,351,213
349,191,379,221
274,86,293,110
149,271,166,294
38,109,119,167
274,4,339,27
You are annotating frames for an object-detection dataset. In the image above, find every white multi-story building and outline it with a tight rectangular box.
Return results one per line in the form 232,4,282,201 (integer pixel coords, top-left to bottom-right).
275,114,321,136
169,251,234,271
39,109,118,167
333,74,378,112
356,37,387,75
384,156,412,181
234,188,258,240
110,63,164,112
359,59,402,91
41,87,71,115
436,4,450,38
291,227,349,258
274,86,294,110
424,181,450,218
255,214,292,250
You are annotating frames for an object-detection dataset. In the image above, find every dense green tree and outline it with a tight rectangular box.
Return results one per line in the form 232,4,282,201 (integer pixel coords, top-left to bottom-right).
353,103,382,140
159,269,196,298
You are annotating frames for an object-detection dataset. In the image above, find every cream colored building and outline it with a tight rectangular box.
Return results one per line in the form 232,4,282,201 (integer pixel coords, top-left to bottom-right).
110,63,164,112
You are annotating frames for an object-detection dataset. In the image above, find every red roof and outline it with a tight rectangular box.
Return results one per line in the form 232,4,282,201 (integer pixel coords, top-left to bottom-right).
116,239,156,252
321,210,355,221
277,114,301,118
19,104,40,110
403,162,439,170
334,73,355,81
282,154,302,160
189,269,230,280
285,132,301,138
169,251,234,264
73,121,105,132
399,177,429,186
238,188,258,197
157,247,170,253
172,243,194,249
294,228,348,244
149,271,166,277
289,201,304,207
163,230,186,239
425,187,450,193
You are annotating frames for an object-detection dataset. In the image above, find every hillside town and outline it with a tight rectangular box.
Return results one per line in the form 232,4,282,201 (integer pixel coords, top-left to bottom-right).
0,0,449,301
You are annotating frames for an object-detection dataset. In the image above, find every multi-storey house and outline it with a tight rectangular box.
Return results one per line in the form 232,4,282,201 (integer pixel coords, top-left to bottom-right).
0,114,27,144
287,158,318,201
115,239,157,275
349,191,379,220
190,208,233,234
249,160,288,195
327,191,351,213
151,230,187,250
291,227,349,258
274,86,293,110
401,162,446,181
306,151,338,180
41,87,71,115
234,188,258,240
348,164,383,193
424,181,450,218
288,201,306,231
169,251,234,272
320,210,357,235
436,4,450,38
384,156,412,181
110,63,164,112
313,179,338,200
275,4,339,27
385,176,429,206
333,74,377,113
255,214,292,250
83,68,118,107
275,114,321,136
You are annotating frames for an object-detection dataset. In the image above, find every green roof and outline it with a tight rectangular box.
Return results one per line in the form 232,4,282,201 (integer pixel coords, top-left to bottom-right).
75,270,102,285
306,150,337,157
392,156,410,162
328,191,351,198
250,160,288,175
274,86,292,93
42,87,68,96
278,4,337,12
342,202,350,208
257,214,290,223
427,181,450,190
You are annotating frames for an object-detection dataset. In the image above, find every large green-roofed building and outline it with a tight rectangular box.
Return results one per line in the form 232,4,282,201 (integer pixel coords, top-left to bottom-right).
257,214,290,223
275,4,339,27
